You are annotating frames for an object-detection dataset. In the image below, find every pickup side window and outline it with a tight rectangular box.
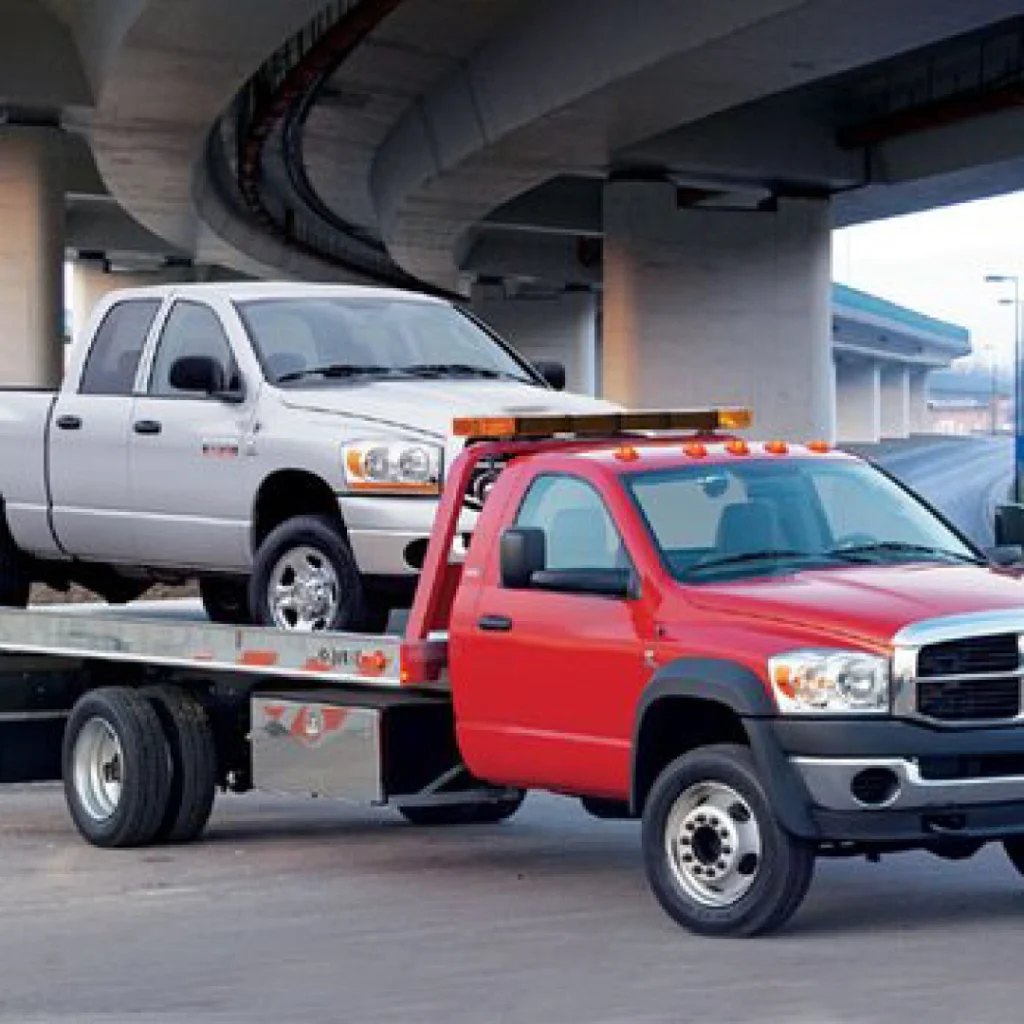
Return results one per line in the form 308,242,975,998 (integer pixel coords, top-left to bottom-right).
514,475,627,572
78,300,161,396
149,302,238,397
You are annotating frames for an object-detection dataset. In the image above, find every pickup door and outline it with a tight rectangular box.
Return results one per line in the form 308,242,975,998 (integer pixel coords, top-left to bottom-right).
127,299,256,570
50,299,161,561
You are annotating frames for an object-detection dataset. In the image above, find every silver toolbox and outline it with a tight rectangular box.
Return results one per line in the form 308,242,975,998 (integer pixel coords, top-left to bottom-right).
251,697,384,803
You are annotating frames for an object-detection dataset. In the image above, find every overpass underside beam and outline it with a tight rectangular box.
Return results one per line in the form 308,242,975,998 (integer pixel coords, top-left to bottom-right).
601,182,834,441
0,128,64,387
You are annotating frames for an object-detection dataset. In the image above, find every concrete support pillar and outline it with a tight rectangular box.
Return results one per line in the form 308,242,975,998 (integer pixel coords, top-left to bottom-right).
0,127,65,387
835,359,881,443
879,364,911,439
908,368,932,434
602,182,834,439
469,283,597,394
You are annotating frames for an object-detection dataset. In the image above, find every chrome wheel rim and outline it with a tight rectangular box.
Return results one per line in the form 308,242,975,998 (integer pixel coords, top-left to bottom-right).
73,717,124,822
268,546,340,631
665,780,762,908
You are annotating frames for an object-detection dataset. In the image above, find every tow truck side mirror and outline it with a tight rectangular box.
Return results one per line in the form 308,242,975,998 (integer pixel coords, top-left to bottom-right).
994,504,1024,548
500,527,546,588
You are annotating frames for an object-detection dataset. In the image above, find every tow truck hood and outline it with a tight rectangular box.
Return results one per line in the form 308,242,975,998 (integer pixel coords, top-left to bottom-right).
687,564,1024,650
278,379,617,437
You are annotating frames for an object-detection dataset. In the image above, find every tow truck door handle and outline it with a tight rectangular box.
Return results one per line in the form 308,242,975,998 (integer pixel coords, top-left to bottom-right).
477,615,513,632
56,415,82,431
133,420,162,435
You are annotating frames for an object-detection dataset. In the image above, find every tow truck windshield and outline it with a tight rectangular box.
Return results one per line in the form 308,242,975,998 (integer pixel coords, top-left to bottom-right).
626,457,982,583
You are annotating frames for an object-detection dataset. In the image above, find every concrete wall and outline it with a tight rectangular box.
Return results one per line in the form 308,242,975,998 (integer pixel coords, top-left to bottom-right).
601,182,834,440
0,128,65,387
469,284,597,394
835,359,880,443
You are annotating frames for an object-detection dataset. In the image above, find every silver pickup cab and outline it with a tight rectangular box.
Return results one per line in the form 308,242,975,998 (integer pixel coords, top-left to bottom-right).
0,282,614,630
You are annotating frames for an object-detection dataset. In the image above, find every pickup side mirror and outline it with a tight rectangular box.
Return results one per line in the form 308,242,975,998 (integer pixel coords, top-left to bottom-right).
995,504,1024,547
533,360,566,391
500,527,546,588
169,356,245,403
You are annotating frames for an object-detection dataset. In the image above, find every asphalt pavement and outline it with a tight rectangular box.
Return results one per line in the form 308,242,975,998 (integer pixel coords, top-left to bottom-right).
849,434,1013,547
5,434,1021,1023
3,786,1024,1024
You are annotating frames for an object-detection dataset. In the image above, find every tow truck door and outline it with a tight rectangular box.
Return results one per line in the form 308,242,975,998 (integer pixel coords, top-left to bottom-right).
455,472,648,797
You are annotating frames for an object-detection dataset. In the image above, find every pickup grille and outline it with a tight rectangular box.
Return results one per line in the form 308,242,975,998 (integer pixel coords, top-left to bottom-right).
917,634,1020,677
917,676,1021,722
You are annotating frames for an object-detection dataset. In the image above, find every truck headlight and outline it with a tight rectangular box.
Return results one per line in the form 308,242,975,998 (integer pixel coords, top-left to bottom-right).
343,441,442,494
768,650,890,714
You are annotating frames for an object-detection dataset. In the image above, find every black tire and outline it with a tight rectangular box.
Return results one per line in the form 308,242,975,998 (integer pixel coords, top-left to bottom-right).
142,686,218,844
1003,837,1024,875
250,516,365,631
200,576,251,625
399,792,525,826
642,744,814,937
62,687,172,848
0,527,30,608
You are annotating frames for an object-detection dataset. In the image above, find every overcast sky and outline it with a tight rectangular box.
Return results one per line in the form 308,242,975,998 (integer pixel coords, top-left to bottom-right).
833,191,1024,371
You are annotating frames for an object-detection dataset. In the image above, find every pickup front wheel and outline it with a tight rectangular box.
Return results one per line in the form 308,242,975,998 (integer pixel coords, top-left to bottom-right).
250,516,366,632
642,744,814,937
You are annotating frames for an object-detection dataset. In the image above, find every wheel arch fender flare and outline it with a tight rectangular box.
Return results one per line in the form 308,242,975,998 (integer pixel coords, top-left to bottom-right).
631,657,818,839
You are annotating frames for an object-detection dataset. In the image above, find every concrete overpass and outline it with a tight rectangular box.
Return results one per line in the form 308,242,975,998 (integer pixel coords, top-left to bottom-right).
1,0,1020,436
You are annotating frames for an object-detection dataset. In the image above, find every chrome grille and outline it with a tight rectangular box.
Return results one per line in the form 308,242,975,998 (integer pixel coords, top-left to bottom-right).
917,634,1020,677
917,676,1020,722
898,626,1024,725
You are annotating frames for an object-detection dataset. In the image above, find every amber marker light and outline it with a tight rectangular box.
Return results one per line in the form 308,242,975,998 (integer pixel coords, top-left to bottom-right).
806,440,831,453
764,440,788,455
614,445,640,462
684,442,708,458
725,440,750,456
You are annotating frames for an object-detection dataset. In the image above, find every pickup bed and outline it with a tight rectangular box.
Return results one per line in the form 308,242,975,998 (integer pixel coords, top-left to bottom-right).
4,407,1024,938
0,281,610,630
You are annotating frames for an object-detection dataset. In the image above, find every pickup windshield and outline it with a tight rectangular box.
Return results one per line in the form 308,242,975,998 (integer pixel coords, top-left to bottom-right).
235,298,539,387
626,458,982,583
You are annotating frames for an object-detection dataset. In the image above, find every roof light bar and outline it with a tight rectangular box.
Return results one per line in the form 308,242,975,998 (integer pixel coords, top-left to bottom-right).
451,408,752,439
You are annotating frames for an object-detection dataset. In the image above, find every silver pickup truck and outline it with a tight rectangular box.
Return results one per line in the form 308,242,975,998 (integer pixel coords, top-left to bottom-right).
0,282,612,630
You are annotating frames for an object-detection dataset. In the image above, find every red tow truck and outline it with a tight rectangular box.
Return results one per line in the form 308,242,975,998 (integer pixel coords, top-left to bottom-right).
4,408,1024,936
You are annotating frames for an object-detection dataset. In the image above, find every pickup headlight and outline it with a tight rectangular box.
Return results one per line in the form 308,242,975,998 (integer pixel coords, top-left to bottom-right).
343,441,443,495
768,649,890,714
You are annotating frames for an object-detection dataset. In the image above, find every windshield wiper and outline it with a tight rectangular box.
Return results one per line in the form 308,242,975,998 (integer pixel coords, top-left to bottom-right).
402,363,531,383
687,549,820,574
275,364,402,383
827,541,983,565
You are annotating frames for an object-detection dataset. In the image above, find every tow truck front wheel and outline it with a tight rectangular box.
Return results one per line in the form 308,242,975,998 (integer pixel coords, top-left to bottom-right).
642,744,814,937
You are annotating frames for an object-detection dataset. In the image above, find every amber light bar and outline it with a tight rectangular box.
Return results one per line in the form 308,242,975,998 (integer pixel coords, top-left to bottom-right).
452,408,752,439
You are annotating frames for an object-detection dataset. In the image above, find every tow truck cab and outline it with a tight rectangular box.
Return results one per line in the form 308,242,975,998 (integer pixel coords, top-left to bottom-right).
423,412,1024,935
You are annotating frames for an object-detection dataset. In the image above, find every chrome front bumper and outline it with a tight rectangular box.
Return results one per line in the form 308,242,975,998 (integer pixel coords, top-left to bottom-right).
792,756,1024,813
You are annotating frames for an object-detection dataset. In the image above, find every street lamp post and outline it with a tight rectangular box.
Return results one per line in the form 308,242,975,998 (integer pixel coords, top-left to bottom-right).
985,274,1022,502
